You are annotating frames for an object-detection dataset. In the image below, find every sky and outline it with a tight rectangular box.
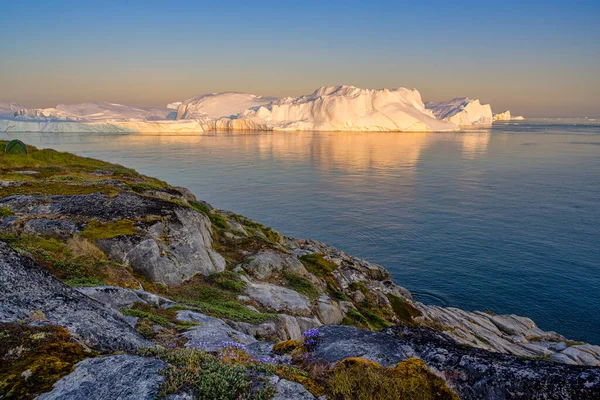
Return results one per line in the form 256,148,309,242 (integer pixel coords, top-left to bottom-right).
1,0,599,117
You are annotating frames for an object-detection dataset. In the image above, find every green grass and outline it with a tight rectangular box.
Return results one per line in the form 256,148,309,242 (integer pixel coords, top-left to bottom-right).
174,301,276,325
285,273,319,300
81,219,138,241
129,180,167,193
62,277,107,287
385,294,422,324
205,271,245,293
299,254,337,277
189,200,229,230
0,207,13,217
0,142,136,177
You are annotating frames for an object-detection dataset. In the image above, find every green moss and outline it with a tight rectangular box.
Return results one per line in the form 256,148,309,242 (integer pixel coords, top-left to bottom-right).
175,301,275,325
205,271,245,293
357,306,391,331
62,276,107,288
0,207,13,217
81,219,138,241
0,322,88,399
385,294,422,324
327,357,459,400
299,254,337,277
341,309,370,329
0,142,136,177
129,180,167,193
0,181,119,197
284,273,319,300
122,308,172,327
138,347,275,400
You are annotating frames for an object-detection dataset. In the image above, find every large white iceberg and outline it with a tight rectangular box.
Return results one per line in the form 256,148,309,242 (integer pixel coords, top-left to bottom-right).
215,86,457,132
1,85,509,133
0,101,206,133
13,102,174,122
425,98,493,126
176,92,278,120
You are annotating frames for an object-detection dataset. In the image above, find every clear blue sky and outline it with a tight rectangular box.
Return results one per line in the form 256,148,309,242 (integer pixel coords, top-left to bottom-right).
1,0,599,117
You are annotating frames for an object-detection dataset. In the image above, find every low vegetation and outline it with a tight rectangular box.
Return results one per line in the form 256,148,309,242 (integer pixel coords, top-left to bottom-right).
0,321,89,400
327,357,459,400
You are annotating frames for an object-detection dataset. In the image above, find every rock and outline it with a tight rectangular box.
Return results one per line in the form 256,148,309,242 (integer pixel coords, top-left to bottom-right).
314,325,408,366
37,355,166,400
22,218,82,238
177,310,257,351
242,250,307,280
134,289,175,308
76,286,148,310
313,325,600,400
316,300,343,324
414,305,589,363
245,280,312,316
226,320,280,341
272,378,315,400
277,314,303,340
0,243,149,351
97,207,226,285
0,193,226,286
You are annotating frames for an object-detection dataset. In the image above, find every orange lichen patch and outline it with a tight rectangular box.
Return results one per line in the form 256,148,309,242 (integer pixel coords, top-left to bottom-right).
0,322,90,399
272,339,302,355
328,357,459,400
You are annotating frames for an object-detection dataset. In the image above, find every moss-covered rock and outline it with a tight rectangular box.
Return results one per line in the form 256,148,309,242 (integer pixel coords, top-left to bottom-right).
0,323,88,399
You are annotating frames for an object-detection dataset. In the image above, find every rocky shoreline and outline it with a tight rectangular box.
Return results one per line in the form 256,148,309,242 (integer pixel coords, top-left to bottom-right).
1,143,599,399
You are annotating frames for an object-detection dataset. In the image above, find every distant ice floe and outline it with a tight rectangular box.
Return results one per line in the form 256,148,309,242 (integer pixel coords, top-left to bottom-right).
0,85,515,133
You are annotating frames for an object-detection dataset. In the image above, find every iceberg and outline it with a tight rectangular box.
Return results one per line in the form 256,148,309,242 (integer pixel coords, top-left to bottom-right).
0,101,26,117
425,98,493,126
493,110,511,121
13,102,174,122
1,86,511,133
176,92,278,120
215,85,458,132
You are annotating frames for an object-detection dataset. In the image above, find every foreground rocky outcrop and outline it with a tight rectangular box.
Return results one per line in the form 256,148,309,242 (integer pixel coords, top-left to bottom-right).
1,143,598,399
0,243,149,351
314,325,600,400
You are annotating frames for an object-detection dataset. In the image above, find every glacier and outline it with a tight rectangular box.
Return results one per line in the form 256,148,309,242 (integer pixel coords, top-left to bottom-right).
1,85,508,133
425,97,493,126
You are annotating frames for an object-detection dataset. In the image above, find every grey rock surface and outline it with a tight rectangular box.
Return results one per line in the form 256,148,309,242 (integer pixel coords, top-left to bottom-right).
0,242,149,351
245,280,312,316
177,310,257,351
37,355,166,400
97,207,225,285
242,249,307,280
314,325,600,400
271,377,315,400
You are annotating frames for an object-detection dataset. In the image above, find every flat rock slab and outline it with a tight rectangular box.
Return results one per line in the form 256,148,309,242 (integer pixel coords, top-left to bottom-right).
37,355,166,400
178,310,257,351
0,242,149,351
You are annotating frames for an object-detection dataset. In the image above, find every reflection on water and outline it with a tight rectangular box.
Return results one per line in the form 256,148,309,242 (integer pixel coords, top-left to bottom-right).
1,121,599,344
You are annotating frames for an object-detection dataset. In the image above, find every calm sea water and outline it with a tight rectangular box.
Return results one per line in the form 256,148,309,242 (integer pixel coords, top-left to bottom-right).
2,119,599,344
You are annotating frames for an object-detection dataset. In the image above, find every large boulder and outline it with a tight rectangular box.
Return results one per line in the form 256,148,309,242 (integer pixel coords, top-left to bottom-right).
0,242,149,351
37,355,166,400
244,280,313,316
97,207,226,285
242,250,307,280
